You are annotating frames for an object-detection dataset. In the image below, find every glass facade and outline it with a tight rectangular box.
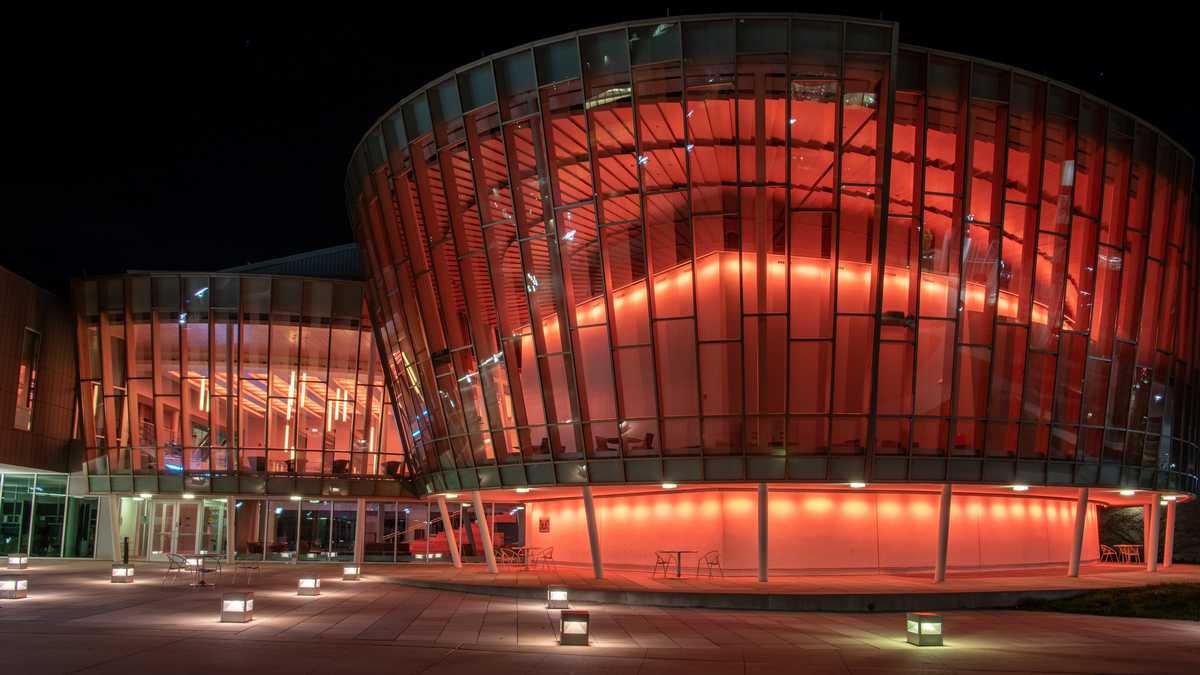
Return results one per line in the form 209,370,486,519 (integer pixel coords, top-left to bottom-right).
346,15,1198,495
0,470,97,558
72,273,407,495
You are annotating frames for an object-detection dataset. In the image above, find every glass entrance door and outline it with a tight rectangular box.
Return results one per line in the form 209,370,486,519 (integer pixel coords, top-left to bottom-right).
150,502,178,557
146,500,224,558
175,503,199,555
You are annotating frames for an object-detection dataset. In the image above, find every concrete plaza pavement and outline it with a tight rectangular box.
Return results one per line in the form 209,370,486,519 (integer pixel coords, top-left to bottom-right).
1,560,1198,674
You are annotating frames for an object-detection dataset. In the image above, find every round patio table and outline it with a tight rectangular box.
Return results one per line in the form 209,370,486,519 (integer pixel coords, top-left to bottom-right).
660,549,698,578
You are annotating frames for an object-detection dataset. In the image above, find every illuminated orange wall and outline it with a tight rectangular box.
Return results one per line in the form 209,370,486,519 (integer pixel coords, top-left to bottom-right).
525,488,1099,573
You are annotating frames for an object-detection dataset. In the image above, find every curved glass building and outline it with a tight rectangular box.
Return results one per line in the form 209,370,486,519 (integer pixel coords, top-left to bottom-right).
342,14,1196,574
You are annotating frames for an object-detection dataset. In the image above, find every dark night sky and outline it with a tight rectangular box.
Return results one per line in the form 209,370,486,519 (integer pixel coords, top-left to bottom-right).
3,7,1196,296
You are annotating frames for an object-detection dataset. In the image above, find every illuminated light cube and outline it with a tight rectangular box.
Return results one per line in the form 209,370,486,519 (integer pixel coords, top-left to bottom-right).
906,612,943,647
343,565,361,581
221,592,254,623
298,575,321,596
559,610,589,646
547,585,570,609
0,575,28,599
7,554,28,570
111,564,135,583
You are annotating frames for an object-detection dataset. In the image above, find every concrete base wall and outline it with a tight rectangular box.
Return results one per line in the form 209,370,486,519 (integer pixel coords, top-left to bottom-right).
525,488,1099,573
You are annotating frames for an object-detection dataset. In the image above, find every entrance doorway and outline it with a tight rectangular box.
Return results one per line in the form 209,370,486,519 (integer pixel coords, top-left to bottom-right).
143,499,226,559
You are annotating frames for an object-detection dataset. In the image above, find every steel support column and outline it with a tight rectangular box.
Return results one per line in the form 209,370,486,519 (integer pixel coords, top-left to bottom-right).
226,496,236,565
435,495,462,568
934,484,952,583
581,486,603,579
353,497,366,564
471,491,498,574
107,494,121,563
1068,488,1088,577
1164,501,1177,567
757,483,768,583
1146,500,1161,573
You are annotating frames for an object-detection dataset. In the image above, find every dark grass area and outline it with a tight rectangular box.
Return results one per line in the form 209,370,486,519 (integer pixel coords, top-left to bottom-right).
1019,584,1200,621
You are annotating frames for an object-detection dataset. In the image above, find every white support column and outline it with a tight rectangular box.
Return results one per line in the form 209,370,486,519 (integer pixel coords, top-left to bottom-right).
435,496,463,568
1068,487,1089,577
1146,499,1161,573
225,496,237,564
757,483,768,582
582,486,603,580
1164,501,1177,568
108,495,122,562
471,491,498,574
353,497,366,564
933,484,952,583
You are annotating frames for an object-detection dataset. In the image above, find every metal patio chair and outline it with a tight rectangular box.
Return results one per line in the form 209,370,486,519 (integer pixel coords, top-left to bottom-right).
652,551,675,578
1099,544,1120,563
162,553,188,586
695,550,724,578
538,546,555,570
232,561,261,585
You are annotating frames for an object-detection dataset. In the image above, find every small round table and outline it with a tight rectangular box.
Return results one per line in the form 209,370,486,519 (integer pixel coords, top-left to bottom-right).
660,549,698,578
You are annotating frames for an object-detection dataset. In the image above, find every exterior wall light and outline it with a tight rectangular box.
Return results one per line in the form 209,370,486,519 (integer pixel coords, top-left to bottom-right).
444,493,459,499
297,576,321,596
547,585,570,609
181,493,195,499
343,565,361,581
289,495,303,501
111,564,135,583
849,482,867,488
1011,485,1030,492
1120,489,1136,496
906,612,943,646
515,487,531,493
139,493,153,499
661,482,678,489
0,575,28,599
7,554,28,570
221,592,254,622
559,610,590,645
1163,495,1178,501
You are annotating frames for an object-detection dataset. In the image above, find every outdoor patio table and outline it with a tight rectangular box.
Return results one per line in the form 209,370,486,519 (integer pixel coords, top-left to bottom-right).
1115,544,1143,563
660,549,698,578
511,546,544,569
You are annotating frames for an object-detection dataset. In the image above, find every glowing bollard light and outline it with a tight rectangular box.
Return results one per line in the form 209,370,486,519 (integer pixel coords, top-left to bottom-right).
906,612,943,646
221,592,254,623
547,585,570,609
297,575,321,596
0,575,28,599
7,554,28,570
343,564,361,581
559,610,590,646
111,563,135,583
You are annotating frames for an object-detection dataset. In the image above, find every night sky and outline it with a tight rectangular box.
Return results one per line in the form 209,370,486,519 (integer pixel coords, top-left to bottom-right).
4,7,1196,296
